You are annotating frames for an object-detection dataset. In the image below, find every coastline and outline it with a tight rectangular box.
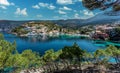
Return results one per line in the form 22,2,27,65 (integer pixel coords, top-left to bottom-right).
11,32,90,38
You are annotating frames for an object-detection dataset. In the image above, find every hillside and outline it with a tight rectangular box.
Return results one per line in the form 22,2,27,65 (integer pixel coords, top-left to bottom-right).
84,11,120,25
11,21,81,37
0,20,29,32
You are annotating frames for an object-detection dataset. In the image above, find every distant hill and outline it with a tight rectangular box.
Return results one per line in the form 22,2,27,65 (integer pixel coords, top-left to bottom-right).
52,19,84,28
0,19,84,32
0,11,120,32
84,11,120,25
0,20,29,32
53,11,120,26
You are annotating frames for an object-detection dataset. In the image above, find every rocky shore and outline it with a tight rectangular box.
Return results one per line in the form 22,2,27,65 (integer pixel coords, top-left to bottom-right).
20,63,120,73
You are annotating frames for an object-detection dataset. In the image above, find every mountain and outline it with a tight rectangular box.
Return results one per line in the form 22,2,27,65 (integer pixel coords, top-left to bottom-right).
84,11,120,25
0,20,43,31
0,11,120,32
0,20,29,32
0,19,84,32
53,11,120,27
52,19,84,28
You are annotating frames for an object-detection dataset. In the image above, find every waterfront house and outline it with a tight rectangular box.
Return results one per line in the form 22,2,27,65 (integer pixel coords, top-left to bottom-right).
92,30,109,40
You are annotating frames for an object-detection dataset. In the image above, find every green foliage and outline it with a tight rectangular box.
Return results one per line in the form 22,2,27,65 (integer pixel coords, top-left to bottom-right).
21,50,41,68
42,49,62,63
94,49,109,66
93,45,120,67
109,27,120,41
0,34,4,40
94,49,105,59
82,0,120,11
115,27,120,34
0,32,120,72
12,26,29,35
79,27,92,34
113,5,120,11
105,45,120,63
0,40,17,69
0,34,42,72
83,52,93,63
59,43,85,61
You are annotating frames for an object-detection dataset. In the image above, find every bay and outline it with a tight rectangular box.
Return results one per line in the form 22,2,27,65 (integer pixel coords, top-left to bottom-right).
2,32,120,62
2,32,103,55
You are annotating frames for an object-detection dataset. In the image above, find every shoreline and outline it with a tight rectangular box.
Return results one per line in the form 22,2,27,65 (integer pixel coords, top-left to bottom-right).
11,32,90,38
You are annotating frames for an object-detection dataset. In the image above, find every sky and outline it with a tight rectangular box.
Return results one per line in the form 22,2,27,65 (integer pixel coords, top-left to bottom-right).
0,0,102,20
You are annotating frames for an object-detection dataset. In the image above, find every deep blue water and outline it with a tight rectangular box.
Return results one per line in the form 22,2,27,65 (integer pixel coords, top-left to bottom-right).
3,32,120,62
2,32,104,54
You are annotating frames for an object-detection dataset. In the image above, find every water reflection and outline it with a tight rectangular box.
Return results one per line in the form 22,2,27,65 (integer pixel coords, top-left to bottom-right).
18,35,89,43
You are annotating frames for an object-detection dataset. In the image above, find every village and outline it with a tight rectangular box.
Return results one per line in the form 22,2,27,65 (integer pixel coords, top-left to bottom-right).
12,21,120,41
91,24,120,41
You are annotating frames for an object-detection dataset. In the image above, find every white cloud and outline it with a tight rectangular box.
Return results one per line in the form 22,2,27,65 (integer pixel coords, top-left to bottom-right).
56,0,82,5
58,10,66,14
57,0,73,5
79,9,95,19
39,3,48,7
80,9,95,17
0,0,15,9
0,0,15,6
32,3,56,10
0,5,7,9
0,0,10,6
32,5,40,9
74,13,80,18
48,4,56,10
83,10,94,16
15,8,28,16
60,6,72,11
36,3,56,10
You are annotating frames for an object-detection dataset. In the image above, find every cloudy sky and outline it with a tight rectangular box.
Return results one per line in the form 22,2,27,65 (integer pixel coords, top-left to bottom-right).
0,0,102,20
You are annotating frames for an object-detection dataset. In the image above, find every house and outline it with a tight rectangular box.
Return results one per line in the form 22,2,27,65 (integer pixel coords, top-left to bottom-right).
92,30,109,40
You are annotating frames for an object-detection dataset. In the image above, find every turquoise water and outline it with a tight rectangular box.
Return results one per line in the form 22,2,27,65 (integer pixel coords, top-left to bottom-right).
2,32,120,63
94,40,120,48
2,33,102,54
2,33,120,55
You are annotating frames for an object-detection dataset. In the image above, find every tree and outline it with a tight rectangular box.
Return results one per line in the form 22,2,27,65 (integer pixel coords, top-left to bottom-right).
109,27,120,41
42,49,62,72
0,34,4,40
93,49,110,72
42,49,56,62
59,43,85,60
94,49,109,65
82,0,120,11
21,50,41,68
83,52,93,64
0,40,19,73
105,45,120,64
71,43,85,62
59,43,85,69
0,34,42,72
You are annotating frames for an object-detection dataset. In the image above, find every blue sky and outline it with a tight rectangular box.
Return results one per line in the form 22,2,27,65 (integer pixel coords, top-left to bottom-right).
0,0,102,20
